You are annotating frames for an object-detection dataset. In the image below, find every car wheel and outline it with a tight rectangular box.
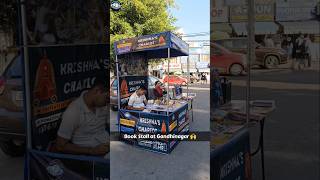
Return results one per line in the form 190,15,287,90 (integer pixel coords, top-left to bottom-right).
264,55,279,69
111,105,118,111
0,140,25,157
229,64,244,76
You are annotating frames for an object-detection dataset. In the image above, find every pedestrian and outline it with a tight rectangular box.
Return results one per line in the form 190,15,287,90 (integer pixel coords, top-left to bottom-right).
201,73,206,84
264,34,274,48
304,34,312,67
282,36,294,68
205,73,208,84
282,36,293,58
212,69,223,109
294,33,306,70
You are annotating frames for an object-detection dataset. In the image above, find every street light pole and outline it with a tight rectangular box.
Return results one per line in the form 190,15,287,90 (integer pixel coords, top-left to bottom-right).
246,0,255,125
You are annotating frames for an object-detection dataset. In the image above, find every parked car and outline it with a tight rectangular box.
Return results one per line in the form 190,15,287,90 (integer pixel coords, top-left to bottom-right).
0,54,25,157
110,76,162,111
211,43,247,76
214,38,288,69
162,75,188,86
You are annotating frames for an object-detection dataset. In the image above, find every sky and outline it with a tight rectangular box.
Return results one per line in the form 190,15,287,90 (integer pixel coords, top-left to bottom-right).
169,0,210,41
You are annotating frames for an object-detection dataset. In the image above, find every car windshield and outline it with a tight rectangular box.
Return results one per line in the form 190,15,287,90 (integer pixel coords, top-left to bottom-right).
149,76,159,86
212,43,230,53
4,55,22,78
112,79,118,88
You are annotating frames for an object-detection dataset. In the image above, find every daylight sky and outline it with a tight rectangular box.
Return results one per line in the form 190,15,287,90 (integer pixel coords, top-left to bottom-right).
169,0,210,41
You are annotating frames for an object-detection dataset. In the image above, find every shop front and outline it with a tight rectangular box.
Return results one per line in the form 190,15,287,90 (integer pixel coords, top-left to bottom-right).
211,1,232,40
276,1,320,35
229,0,280,37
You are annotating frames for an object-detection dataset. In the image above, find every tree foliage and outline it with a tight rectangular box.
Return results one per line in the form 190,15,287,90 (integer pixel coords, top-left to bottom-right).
110,0,177,65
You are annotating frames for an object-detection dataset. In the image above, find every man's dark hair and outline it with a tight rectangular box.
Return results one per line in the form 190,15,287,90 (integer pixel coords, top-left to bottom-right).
92,76,108,91
138,86,147,91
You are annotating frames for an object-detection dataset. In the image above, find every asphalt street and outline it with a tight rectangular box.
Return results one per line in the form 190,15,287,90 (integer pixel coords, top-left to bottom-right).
0,150,24,180
227,67,320,179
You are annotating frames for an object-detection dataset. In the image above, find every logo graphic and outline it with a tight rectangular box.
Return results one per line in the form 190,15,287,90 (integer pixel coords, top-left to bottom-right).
161,121,166,134
111,1,121,11
120,79,129,98
33,55,57,106
159,35,165,44
189,133,197,140
46,160,64,178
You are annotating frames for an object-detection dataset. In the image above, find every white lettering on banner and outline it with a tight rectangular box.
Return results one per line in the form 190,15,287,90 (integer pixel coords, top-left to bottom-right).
139,118,161,126
124,134,137,139
153,141,167,152
156,134,189,140
138,140,153,148
220,152,244,179
60,60,101,76
34,113,62,127
138,36,157,43
137,126,158,133
63,77,95,94
129,86,141,92
128,80,145,86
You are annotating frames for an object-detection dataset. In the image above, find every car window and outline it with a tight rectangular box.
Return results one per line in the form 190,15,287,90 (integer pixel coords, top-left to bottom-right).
234,39,247,49
212,46,222,55
148,77,155,86
5,56,22,79
223,40,233,49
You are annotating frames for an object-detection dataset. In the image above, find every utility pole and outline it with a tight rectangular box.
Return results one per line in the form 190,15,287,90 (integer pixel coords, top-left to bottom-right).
246,0,255,125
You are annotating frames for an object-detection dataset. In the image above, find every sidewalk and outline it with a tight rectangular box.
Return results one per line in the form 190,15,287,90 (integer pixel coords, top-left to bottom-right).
278,59,320,71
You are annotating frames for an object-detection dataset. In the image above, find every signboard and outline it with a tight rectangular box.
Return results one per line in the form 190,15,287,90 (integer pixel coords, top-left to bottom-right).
115,32,169,55
276,2,318,21
211,6,229,23
224,0,247,6
196,62,209,69
118,76,148,107
230,0,274,22
161,63,181,70
26,44,109,179
211,130,252,180
119,104,188,154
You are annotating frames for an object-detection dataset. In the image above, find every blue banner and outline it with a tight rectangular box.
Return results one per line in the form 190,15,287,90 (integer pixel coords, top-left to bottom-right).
211,129,252,180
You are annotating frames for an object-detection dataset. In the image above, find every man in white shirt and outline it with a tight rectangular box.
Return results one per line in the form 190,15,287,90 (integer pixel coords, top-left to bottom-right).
56,77,109,156
127,87,147,110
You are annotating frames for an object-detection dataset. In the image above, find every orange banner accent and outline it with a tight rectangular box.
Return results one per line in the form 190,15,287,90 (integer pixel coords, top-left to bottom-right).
33,100,72,116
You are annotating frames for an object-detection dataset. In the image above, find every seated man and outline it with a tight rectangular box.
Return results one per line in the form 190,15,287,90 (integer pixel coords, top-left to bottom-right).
127,87,147,110
56,77,109,156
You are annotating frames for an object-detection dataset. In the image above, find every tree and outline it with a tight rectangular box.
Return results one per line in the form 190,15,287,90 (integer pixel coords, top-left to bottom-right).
110,0,177,69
